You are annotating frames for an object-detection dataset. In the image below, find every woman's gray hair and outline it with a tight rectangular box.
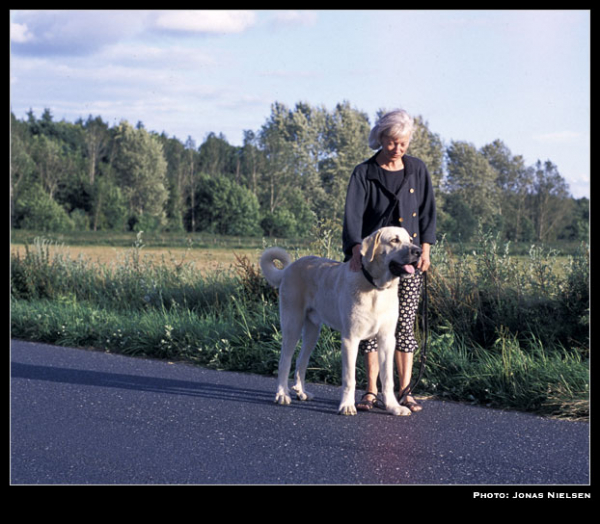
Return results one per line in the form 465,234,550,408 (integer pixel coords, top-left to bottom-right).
368,109,415,150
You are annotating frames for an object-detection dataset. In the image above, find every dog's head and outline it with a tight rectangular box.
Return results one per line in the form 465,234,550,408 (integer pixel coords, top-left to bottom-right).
361,227,421,284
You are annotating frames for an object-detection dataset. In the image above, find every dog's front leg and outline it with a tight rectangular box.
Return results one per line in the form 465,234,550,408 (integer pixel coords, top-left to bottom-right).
378,333,411,416
338,336,359,415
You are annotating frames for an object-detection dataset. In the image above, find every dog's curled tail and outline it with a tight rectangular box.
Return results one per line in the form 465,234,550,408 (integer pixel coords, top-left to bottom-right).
260,247,292,288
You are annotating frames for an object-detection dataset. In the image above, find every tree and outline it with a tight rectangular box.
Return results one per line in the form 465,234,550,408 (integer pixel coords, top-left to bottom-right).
183,136,199,233
191,173,261,236
481,140,533,241
10,114,36,220
408,115,444,189
258,102,297,213
258,101,336,227
113,121,168,230
83,115,109,186
198,132,239,177
530,160,572,242
239,130,265,197
30,135,64,199
286,101,328,212
91,173,128,231
561,197,589,241
445,141,500,231
439,193,478,241
158,133,189,232
320,101,372,221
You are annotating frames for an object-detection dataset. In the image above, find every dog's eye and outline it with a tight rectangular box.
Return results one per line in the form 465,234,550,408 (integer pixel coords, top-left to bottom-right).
390,237,400,244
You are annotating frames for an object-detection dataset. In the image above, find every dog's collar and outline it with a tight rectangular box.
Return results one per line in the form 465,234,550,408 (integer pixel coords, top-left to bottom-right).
361,264,384,290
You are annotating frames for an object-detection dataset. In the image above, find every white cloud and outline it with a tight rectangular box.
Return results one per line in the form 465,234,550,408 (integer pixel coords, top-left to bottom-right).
101,43,216,69
154,10,256,34
10,22,33,43
269,10,318,27
10,10,149,56
10,10,259,60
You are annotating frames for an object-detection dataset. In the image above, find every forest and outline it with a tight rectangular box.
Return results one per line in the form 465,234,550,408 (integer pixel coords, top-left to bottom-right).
10,101,588,244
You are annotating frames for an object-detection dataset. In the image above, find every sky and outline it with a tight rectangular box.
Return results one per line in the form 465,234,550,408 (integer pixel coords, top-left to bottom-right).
10,9,590,198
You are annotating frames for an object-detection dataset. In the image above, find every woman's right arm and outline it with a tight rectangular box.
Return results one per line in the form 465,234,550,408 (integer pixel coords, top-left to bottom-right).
349,243,362,272
342,169,367,262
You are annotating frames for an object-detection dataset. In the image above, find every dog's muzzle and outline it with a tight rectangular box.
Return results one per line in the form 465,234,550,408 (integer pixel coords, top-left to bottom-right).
389,245,422,277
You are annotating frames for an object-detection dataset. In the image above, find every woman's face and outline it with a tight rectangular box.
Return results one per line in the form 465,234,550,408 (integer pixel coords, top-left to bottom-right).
380,133,411,163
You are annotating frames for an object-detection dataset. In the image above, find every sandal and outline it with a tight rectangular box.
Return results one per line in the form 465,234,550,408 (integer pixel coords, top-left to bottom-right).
401,396,423,412
357,392,379,411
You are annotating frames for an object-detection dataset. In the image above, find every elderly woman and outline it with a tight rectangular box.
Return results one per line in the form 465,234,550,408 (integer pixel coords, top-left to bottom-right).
342,109,436,413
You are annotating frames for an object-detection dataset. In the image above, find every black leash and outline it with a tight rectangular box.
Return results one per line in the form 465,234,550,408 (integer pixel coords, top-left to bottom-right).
397,270,429,405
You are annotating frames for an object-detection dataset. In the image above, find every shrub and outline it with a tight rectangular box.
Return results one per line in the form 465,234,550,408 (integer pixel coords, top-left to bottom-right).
13,184,74,232
428,232,589,353
192,174,262,237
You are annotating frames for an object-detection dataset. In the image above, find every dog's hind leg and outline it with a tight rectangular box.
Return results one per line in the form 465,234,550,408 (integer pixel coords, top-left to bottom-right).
275,314,303,406
292,318,321,401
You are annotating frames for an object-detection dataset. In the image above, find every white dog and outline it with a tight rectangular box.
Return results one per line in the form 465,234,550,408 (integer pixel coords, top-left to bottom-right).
260,226,421,416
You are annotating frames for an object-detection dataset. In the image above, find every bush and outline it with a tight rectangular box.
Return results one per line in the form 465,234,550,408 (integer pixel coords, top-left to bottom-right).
191,174,262,237
428,232,589,354
13,184,74,232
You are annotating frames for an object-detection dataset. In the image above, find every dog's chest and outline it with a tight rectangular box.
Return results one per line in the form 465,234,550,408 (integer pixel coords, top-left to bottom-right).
343,287,399,333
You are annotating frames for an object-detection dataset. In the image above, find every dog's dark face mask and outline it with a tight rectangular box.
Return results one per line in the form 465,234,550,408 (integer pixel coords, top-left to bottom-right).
388,244,421,277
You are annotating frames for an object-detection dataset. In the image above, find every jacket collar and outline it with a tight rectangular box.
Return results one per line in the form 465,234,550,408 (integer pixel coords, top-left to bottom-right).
366,151,414,178
365,152,414,196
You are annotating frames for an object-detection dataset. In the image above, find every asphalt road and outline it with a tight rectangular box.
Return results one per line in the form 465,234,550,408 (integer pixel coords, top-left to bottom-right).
11,339,589,486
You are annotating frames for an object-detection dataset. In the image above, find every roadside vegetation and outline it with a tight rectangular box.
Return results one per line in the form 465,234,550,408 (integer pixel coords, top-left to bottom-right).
11,229,589,420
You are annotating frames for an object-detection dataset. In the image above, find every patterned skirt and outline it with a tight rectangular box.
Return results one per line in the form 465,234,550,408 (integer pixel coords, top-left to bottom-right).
358,271,423,354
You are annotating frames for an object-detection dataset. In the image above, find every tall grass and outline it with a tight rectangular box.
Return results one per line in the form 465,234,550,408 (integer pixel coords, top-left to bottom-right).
428,232,589,357
11,232,589,419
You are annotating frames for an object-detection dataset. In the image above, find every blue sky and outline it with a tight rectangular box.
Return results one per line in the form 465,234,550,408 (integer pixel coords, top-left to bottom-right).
10,9,590,198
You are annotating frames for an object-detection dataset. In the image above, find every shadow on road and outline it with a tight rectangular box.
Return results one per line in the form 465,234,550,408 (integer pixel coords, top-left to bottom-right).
11,361,340,414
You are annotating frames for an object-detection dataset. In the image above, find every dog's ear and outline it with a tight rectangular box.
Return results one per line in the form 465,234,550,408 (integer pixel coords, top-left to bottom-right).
361,229,383,262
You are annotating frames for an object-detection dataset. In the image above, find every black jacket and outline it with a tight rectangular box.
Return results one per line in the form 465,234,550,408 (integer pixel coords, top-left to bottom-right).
342,153,436,261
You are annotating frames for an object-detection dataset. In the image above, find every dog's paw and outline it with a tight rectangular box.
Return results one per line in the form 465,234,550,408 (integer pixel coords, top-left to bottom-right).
387,404,411,416
292,385,314,401
338,402,357,416
275,392,292,406
296,391,313,401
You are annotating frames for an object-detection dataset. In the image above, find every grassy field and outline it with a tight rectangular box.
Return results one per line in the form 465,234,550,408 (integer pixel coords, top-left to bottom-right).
10,243,251,275
10,229,312,274
10,230,589,420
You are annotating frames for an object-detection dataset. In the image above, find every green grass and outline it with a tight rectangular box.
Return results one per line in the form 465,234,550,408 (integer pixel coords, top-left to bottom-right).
10,228,309,250
10,231,589,420
423,328,588,419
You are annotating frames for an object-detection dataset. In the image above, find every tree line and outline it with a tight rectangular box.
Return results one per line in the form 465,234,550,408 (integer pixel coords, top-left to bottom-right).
10,101,588,243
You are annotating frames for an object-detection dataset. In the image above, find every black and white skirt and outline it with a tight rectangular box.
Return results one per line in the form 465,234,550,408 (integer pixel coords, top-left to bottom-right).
358,271,423,354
